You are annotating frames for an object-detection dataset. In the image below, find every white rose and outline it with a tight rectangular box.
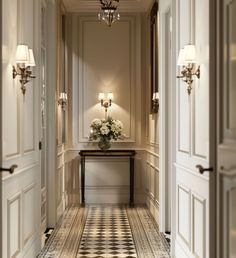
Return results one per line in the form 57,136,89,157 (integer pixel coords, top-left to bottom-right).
100,125,109,135
92,119,102,127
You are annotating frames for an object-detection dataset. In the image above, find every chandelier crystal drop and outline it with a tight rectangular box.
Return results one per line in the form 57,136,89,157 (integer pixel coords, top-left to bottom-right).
98,0,121,27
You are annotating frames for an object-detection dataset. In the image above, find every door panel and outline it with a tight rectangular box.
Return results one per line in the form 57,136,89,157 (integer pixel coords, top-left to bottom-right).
175,0,211,257
2,0,41,257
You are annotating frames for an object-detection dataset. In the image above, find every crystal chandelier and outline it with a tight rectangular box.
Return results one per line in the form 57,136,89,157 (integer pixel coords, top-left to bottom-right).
98,0,120,27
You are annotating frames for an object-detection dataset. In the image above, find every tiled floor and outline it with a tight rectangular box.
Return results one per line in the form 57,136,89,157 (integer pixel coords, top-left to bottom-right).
39,205,170,258
77,206,137,258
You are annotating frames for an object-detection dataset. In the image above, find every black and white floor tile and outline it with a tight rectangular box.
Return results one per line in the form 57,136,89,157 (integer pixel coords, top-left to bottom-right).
77,206,137,258
39,205,170,258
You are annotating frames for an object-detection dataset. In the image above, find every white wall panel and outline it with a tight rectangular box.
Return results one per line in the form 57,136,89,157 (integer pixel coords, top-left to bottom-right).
192,0,209,158
177,0,191,154
178,89,190,153
85,159,129,187
2,0,19,158
77,16,136,143
23,184,35,246
192,194,206,257
177,184,191,247
23,84,35,153
148,114,159,145
8,193,21,258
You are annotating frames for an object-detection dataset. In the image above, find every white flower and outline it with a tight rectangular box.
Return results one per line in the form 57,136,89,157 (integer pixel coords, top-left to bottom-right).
111,120,123,133
100,125,109,135
89,117,124,141
92,119,102,127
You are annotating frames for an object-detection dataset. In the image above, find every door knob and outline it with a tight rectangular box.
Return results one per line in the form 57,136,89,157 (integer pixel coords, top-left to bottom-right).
0,164,18,174
196,165,213,174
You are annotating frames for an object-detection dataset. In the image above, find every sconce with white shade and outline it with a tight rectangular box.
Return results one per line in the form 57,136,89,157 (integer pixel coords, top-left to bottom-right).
98,92,113,115
12,44,36,95
152,92,159,113
177,44,200,95
58,92,68,111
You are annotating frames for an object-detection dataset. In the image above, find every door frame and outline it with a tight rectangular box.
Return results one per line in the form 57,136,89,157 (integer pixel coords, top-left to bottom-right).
209,0,217,257
0,0,2,256
159,0,177,255
46,0,58,227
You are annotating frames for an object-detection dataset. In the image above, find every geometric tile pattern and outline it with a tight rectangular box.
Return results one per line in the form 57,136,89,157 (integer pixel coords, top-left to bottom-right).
77,206,137,258
39,205,170,258
127,206,170,258
38,206,88,258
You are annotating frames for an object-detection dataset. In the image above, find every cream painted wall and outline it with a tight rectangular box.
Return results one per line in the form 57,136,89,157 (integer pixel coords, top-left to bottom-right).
144,4,160,224
64,13,149,205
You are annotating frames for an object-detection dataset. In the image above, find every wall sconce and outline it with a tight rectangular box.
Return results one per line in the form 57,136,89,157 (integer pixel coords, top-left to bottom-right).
58,92,68,111
152,92,159,113
98,92,113,114
12,45,36,95
177,44,200,95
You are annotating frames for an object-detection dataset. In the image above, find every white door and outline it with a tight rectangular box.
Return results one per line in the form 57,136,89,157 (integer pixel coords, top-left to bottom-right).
217,0,236,257
174,0,215,257
1,0,41,257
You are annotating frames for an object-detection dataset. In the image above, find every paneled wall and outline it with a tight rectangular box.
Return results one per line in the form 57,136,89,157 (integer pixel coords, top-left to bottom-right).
144,6,160,223
2,0,42,257
64,13,148,204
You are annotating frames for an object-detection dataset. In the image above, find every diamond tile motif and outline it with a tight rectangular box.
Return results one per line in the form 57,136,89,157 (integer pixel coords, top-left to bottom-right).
77,206,137,258
39,205,170,258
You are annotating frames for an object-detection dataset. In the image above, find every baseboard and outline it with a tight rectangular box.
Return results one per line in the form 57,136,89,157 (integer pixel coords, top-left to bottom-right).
21,236,41,258
83,188,145,204
145,194,159,224
57,200,64,221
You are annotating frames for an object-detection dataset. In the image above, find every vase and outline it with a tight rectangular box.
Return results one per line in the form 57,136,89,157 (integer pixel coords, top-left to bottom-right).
98,138,111,151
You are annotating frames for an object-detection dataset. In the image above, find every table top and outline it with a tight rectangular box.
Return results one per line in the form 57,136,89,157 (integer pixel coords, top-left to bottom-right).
79,149,136,157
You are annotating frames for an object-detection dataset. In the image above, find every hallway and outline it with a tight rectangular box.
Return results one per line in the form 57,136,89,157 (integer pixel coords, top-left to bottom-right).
1,0,236,257
39,205,170,258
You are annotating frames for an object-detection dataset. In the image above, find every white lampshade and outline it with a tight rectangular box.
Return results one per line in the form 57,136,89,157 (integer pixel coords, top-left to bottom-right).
59,92,67,100
107,92,114,100
177,48,186,66
98,93,105,101
26,49,36,67
152,92,159,100
184,44,196,63
16,44,29,64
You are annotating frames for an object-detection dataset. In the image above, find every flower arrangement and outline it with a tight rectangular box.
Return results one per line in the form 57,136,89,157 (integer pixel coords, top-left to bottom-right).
89,117,125,150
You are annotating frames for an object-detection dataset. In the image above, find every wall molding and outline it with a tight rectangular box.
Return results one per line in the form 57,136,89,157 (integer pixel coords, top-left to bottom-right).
76,15,139,144
7,192,21,258
22,183,36,247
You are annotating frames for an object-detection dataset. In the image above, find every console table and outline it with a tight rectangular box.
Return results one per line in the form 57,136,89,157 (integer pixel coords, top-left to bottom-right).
79,150,136,206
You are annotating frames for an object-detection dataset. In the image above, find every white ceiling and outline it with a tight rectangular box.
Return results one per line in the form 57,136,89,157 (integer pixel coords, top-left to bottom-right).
62,0,153,13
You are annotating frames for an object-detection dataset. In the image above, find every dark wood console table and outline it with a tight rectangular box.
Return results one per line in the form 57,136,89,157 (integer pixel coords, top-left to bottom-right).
79,150,136,206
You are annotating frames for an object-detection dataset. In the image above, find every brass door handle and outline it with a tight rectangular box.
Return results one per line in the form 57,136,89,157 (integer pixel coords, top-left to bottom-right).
196,165,213,174
0,164,18,174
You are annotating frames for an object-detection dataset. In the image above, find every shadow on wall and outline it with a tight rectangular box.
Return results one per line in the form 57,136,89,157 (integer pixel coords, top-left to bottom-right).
65,157,80,205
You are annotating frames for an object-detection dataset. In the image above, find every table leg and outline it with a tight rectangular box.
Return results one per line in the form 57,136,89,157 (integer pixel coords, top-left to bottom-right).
81,156,85,205
130,156,134,206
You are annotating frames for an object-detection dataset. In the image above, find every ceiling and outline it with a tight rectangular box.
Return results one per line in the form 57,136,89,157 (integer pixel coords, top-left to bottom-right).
62,0,153,13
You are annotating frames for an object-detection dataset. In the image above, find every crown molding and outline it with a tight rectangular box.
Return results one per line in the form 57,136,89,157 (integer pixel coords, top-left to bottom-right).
62,0,153,13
